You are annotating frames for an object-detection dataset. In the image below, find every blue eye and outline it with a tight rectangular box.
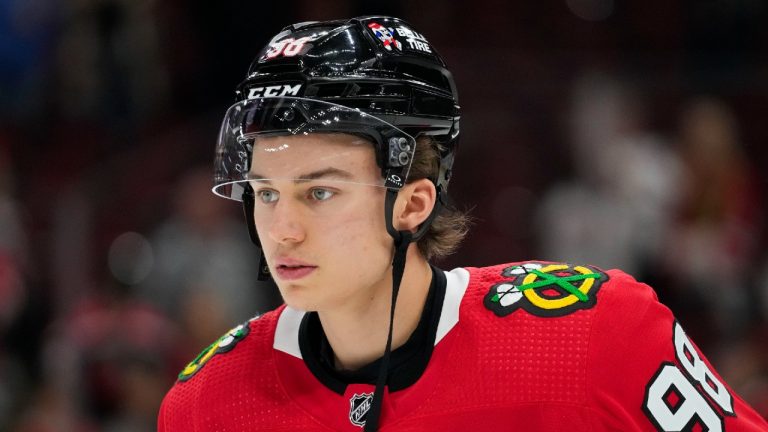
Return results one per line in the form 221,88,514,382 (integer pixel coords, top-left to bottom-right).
310,188,335,201
256,189,279,203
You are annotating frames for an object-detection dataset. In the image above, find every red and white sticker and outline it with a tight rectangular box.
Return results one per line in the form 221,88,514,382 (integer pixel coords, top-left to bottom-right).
368,22,433,54
368,22,402,51
263,32,327,60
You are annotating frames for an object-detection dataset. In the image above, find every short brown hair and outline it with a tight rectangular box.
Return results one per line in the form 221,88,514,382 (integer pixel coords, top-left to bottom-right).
406,137,472,260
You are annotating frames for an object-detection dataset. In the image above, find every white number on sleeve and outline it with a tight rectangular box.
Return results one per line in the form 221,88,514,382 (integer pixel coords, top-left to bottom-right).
674,324,734,414
645,364,723,432
643,322,734,431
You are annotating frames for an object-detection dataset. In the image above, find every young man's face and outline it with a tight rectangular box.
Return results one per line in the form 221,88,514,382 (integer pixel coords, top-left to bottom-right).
248,133,394,312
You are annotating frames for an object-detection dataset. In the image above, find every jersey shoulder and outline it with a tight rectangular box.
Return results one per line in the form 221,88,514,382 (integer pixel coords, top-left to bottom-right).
176,310,276,382
463,260,649,319
158,307,285,430
454,262,768,430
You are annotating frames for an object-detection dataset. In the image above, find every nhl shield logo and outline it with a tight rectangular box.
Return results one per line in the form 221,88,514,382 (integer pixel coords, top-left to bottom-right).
349,392,373,427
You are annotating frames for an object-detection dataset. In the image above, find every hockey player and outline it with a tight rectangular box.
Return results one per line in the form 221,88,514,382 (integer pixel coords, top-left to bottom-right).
158,16,768,431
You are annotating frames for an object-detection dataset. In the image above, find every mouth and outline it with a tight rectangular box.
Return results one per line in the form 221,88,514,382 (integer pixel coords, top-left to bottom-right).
274,259,317,281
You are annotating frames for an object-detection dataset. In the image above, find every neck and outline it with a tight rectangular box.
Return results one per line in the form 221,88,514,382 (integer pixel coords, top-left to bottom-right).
317,245,432,371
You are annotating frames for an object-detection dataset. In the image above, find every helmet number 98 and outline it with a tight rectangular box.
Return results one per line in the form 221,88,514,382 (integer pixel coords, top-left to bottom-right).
265,37,313,59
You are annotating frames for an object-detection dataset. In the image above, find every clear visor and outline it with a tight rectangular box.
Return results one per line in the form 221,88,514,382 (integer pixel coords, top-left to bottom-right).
213,97,416,201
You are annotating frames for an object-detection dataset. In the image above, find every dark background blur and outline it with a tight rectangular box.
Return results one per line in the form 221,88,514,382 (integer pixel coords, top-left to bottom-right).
1,0,767,429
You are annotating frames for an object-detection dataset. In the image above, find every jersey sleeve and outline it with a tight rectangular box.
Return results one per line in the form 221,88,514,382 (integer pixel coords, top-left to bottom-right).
586,270,768,431
157,382,194,431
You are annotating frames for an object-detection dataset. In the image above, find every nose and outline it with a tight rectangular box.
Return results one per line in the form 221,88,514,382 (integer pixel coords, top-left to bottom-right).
265,198,306,245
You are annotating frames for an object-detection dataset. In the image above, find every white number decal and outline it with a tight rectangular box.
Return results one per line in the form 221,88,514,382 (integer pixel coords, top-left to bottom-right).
264,36,314,59
674,324,733,414
645,364,723,431
283,37,310,56
264,39,290,59
643,322,734,431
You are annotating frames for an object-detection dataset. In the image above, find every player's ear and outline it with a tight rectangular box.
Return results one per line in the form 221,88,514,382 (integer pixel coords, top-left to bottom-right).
394,178,437,232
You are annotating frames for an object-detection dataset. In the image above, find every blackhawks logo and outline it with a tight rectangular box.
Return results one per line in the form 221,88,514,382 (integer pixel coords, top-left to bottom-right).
484,262,608,318
177,320,253,382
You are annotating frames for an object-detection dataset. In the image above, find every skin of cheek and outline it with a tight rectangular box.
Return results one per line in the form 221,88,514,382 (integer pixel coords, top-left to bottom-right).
266,189,394,312
310,192,393,311
331,209,392,302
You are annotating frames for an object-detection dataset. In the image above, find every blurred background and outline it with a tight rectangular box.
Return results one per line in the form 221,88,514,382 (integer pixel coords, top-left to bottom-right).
1,0,767,429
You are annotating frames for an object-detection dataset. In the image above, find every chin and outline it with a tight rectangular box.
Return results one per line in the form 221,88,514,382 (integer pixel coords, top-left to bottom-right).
277,284,318,312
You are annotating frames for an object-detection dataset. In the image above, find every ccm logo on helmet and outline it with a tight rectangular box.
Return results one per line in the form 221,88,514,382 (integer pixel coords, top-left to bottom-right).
246,84,302,99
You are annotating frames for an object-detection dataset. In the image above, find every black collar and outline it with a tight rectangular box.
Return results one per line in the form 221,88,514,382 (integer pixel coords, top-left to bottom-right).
298,265,447,395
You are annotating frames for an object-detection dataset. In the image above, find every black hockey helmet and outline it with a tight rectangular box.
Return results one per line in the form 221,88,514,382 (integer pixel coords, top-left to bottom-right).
213,16,460,203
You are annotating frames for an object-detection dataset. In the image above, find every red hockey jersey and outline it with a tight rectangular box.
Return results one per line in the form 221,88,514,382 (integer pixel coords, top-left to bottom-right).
158,262,768,431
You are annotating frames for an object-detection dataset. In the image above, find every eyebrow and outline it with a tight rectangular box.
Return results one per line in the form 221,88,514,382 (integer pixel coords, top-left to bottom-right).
248,167,356,184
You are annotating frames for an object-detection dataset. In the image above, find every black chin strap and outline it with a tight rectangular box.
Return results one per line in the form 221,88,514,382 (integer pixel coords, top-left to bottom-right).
364,226,410,431
364,189,424,432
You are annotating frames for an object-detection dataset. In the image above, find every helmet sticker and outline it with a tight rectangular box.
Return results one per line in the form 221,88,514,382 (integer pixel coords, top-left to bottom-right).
393,25,432,53
385,174,404,189
245,84,303,99
261,32,328,60
367,21,433,54
368,22,402,51
484,262,609,318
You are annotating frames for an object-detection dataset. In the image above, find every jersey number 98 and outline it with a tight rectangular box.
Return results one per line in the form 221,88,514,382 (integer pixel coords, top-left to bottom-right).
643,322,734,432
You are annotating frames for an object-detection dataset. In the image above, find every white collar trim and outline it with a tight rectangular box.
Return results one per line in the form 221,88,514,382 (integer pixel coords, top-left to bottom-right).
272,267,471,359
436,267,470,343
273,306,304,358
